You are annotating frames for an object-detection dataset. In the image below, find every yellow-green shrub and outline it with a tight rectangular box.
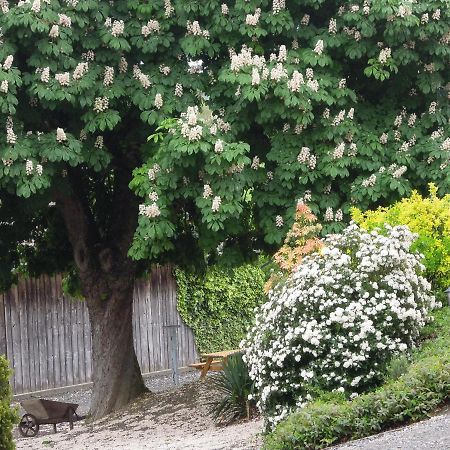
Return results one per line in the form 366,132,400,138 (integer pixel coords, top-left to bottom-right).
352,185,450,290
0,356,17,450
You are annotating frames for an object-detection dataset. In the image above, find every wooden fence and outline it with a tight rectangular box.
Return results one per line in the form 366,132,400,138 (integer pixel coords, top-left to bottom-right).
0,266,198,395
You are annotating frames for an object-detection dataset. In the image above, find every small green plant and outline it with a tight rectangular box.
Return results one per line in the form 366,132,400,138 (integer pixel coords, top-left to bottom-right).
209,353,256,425
0,356,18,450
384,355,410,381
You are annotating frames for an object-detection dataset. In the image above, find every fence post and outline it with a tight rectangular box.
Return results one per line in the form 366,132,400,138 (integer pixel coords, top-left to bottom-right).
163,325,180,385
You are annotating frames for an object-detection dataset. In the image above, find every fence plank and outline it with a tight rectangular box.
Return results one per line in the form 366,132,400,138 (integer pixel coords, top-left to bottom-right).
3,267,197,394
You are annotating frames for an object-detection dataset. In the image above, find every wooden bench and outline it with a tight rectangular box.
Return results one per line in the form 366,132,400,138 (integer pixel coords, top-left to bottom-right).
189,349,241,379
188,360,223,371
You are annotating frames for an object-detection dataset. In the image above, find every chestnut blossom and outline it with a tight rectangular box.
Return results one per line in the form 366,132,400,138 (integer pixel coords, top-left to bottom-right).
154,93,163,109
211,196,221,212
215,139,224,153
175,83,183,97
72,62,88,80
164,0,174,17
93,97,109,113
251,68,261,86
103,66,114,86
221,4,228,15
275,215,283,227
31,0,40,13
203,184,212,198
0,80,8,93
49,24,59,38
324,207,334,221
56,127,67,143
313,40,324,55
246,8,261,26
139,203,160,218
94,136,104,148
58,14,71,27
6,126,16,144
329,18,337,34
186,20,209,38
55,72,70,86
3,55,13,70
36,164,43,176
300,14,310,25
133,65,151,89
25,159,34,175
272,0,285,14
119,57,128,73
378,48,392,64
142,19,160,37
362,174,376,187
111,20,124,37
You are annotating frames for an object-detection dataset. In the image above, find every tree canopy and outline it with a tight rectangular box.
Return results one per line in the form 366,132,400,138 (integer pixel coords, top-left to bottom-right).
0,0,448,277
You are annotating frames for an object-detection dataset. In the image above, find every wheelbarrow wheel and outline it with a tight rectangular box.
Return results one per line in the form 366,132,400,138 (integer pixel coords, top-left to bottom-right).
19,414,39,437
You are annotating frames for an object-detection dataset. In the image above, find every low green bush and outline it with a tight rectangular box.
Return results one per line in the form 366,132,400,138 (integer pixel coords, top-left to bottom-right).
175,264,265,353
264,307,450,450
0,356,18,450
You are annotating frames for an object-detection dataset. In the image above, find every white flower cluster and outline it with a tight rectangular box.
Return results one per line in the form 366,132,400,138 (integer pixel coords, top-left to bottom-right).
211,195,221,212
93,97,109,113
103,66,114,86
3,55,13,70
313,39,324,55
221,4,228,15
55,72,70,86
73,62,88,80
272,0,285,14
186,20,209,38
242,224,438,427
133,65,151,89
142,19,160,37
110,20,124,37
379,47,392,64
56,127,67,143
246,8,261,26
139,203,160,218
154,93,163,109
297,146,316,169
58,14,71,27
49,24,59,38
0,80,8,93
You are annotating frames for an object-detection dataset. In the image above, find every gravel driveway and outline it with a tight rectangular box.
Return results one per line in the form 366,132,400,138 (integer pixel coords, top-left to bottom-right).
329,409,450,450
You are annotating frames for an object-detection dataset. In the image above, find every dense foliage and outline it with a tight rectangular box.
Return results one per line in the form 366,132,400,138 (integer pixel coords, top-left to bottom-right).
264,307,450,450
127,0,450,259
209,352,256,425
242,224,439,427
176,264,265,353
0,356,17,450
353,184,450,291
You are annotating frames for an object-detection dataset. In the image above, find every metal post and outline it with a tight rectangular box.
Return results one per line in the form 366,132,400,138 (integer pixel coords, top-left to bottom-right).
163,325,180,385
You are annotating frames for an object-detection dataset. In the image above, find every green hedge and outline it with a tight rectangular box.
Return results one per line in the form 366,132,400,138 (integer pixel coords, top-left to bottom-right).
264,307,450,450
175,264,266,353
0,356,17,450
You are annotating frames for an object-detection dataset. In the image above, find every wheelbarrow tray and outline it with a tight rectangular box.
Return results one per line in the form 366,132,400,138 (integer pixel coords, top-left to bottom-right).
21,399,79,421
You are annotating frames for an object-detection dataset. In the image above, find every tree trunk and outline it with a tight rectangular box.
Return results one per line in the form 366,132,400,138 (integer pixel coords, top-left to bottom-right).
84,272,147,421
56,172,148,420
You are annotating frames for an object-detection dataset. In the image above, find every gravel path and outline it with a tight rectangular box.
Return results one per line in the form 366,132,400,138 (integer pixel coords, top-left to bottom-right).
14,371,263,450
329,410,450,450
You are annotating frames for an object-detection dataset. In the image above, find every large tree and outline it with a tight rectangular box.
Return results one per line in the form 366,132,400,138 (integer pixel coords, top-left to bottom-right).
0,0,448,419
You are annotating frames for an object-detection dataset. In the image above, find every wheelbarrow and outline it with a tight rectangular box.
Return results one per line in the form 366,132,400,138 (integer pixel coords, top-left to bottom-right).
18,398,85,437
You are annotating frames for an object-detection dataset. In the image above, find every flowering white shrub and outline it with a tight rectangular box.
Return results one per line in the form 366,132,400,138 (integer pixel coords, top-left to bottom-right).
242,224,439,428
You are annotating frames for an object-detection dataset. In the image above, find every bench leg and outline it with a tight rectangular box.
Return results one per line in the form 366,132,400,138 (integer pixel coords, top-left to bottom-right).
53,424,57,434
200,357,213,379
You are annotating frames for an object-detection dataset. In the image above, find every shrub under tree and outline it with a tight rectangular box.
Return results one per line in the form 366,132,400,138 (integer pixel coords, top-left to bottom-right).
0,1,448,418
